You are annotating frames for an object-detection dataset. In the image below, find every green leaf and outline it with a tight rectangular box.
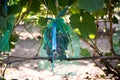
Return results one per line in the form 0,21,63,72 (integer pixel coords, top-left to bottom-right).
81,12,95,23
24,18,37,24
58,0,77,7
20,0,29,7
44,0,57,14
79,13,96,39
70,13,96,39
9,34,17,49
80,48,91,57
58,0,69,7
73,28,81,35
79,0,104,12
8,4,22,14
38,17,47,26
30,0,41,13
105,52,112,56
93,9,107,16
70,14,80,28
112,16,118,24
104,0,109,4
68,0,78,5
69,4,79,14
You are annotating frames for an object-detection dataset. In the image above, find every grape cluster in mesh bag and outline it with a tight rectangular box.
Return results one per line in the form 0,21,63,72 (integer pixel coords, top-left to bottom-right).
43,26,69,60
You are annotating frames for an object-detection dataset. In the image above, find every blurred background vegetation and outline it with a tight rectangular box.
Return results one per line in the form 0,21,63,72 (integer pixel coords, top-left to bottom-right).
1,0,120,79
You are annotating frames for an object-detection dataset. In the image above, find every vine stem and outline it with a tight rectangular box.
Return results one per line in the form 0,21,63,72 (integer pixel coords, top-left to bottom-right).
108,0,116,55
94,13,99,56
14,0,33,27
1,56,120,64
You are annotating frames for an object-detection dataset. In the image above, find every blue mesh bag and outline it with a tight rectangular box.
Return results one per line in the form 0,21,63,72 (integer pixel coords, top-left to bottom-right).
39,17,81,70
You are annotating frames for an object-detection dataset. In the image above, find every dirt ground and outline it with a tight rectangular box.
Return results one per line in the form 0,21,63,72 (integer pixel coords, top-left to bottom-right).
2,24,112,80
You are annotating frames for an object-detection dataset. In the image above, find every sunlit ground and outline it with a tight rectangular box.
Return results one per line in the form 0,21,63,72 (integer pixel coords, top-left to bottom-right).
3,24,111,80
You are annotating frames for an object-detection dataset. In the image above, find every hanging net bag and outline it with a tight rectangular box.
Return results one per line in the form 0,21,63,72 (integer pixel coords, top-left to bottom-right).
0,0,15,52
39,6,81,72
44,18,80,59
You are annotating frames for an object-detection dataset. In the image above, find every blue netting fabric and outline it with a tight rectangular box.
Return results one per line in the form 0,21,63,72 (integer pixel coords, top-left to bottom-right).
39,17,81,70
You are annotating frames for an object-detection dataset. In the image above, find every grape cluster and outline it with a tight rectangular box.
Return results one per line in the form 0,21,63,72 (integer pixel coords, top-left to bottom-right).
43,26,69,60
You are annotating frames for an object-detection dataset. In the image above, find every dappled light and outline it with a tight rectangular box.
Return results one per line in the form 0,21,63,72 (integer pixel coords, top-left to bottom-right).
0,0,120,80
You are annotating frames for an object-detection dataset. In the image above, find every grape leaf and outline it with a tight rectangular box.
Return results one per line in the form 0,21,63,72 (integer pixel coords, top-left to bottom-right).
68,0,78,5
69,13,80,28
20,0,29,7
8,4,22,14
30,0,41,13
80,13,96,38
93,9,107,16
58,0,77,7
80,48,91,57
9,34,17,49
105,52,112,56
58,0,69,7
38,17,47,26
69,4,79,14
79,0,104,12
44,0,57,14
70,13,96,39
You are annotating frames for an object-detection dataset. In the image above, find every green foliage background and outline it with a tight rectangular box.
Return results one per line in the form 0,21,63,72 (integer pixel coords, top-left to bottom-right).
0,0,120,55
1,0,120,78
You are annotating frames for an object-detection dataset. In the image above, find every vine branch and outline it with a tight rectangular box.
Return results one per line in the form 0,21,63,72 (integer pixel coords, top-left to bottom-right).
108,0,116,55
1,56,120,64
